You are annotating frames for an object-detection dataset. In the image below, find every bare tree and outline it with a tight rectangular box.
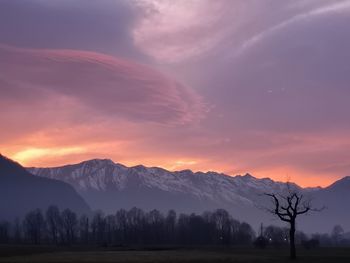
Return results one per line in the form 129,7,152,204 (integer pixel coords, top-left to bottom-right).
46,205,61,244
331,225,344,246
211,209,232,245
0,221,10,244
115,209,127,245
61,209,78,244
91,211,105,245
14,218,22,243
146,209,164,244
79,215,89,244
265,187,322,259
165,210,177,243
23,209,46,244
105,215,116,244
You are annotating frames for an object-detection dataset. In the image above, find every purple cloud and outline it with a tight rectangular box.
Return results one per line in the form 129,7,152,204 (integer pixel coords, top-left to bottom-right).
0,45,205,125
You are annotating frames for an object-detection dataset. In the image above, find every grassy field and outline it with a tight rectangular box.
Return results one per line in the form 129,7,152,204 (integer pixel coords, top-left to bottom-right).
0,246,349,263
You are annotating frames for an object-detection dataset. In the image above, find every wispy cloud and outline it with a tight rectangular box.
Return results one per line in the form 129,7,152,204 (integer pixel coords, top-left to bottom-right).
0,44,205,125
235,0,350,57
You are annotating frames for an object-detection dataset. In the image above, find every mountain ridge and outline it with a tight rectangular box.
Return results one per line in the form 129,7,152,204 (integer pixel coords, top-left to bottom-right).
28,157,347,190
28,157,325,189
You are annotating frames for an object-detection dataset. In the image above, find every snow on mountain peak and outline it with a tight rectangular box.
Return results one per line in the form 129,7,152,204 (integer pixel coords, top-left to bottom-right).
27,159,310,208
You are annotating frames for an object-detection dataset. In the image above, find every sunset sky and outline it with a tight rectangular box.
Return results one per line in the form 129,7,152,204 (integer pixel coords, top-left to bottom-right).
1,0,350,187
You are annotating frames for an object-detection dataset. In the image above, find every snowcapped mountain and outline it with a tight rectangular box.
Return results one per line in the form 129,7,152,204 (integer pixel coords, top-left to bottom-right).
28,159,294,209
29,159,294,195
28,159,350,233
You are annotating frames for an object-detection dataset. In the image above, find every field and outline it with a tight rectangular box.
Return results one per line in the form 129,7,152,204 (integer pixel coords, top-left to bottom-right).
0,246,349,263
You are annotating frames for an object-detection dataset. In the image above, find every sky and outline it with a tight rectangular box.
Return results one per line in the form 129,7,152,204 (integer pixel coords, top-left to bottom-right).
1,0,350,187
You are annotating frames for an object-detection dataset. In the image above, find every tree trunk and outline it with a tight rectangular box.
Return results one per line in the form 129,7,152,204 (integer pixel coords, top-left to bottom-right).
289,221,296,260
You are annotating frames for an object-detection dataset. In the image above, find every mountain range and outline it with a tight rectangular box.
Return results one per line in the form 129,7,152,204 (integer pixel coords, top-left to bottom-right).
28,158,350,233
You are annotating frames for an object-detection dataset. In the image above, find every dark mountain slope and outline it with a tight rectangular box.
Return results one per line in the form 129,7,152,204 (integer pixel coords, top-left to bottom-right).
0,155,90,220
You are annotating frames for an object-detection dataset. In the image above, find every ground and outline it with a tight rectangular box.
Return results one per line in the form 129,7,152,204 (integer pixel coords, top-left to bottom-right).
0,246,349,263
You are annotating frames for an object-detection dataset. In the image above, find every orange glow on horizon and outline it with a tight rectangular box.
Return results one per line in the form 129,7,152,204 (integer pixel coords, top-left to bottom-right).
2,148,337,188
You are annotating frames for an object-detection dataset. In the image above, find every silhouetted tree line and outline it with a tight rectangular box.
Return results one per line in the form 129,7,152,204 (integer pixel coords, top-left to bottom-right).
253,224,350,249
1,207,349,248
0,207,257,246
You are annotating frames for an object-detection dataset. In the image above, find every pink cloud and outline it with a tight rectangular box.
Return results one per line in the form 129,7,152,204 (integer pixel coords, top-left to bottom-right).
0,44,205,125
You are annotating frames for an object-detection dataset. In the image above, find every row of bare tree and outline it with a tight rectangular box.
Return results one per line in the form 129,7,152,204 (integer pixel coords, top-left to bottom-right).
0,207,257,246
0,202,347,253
